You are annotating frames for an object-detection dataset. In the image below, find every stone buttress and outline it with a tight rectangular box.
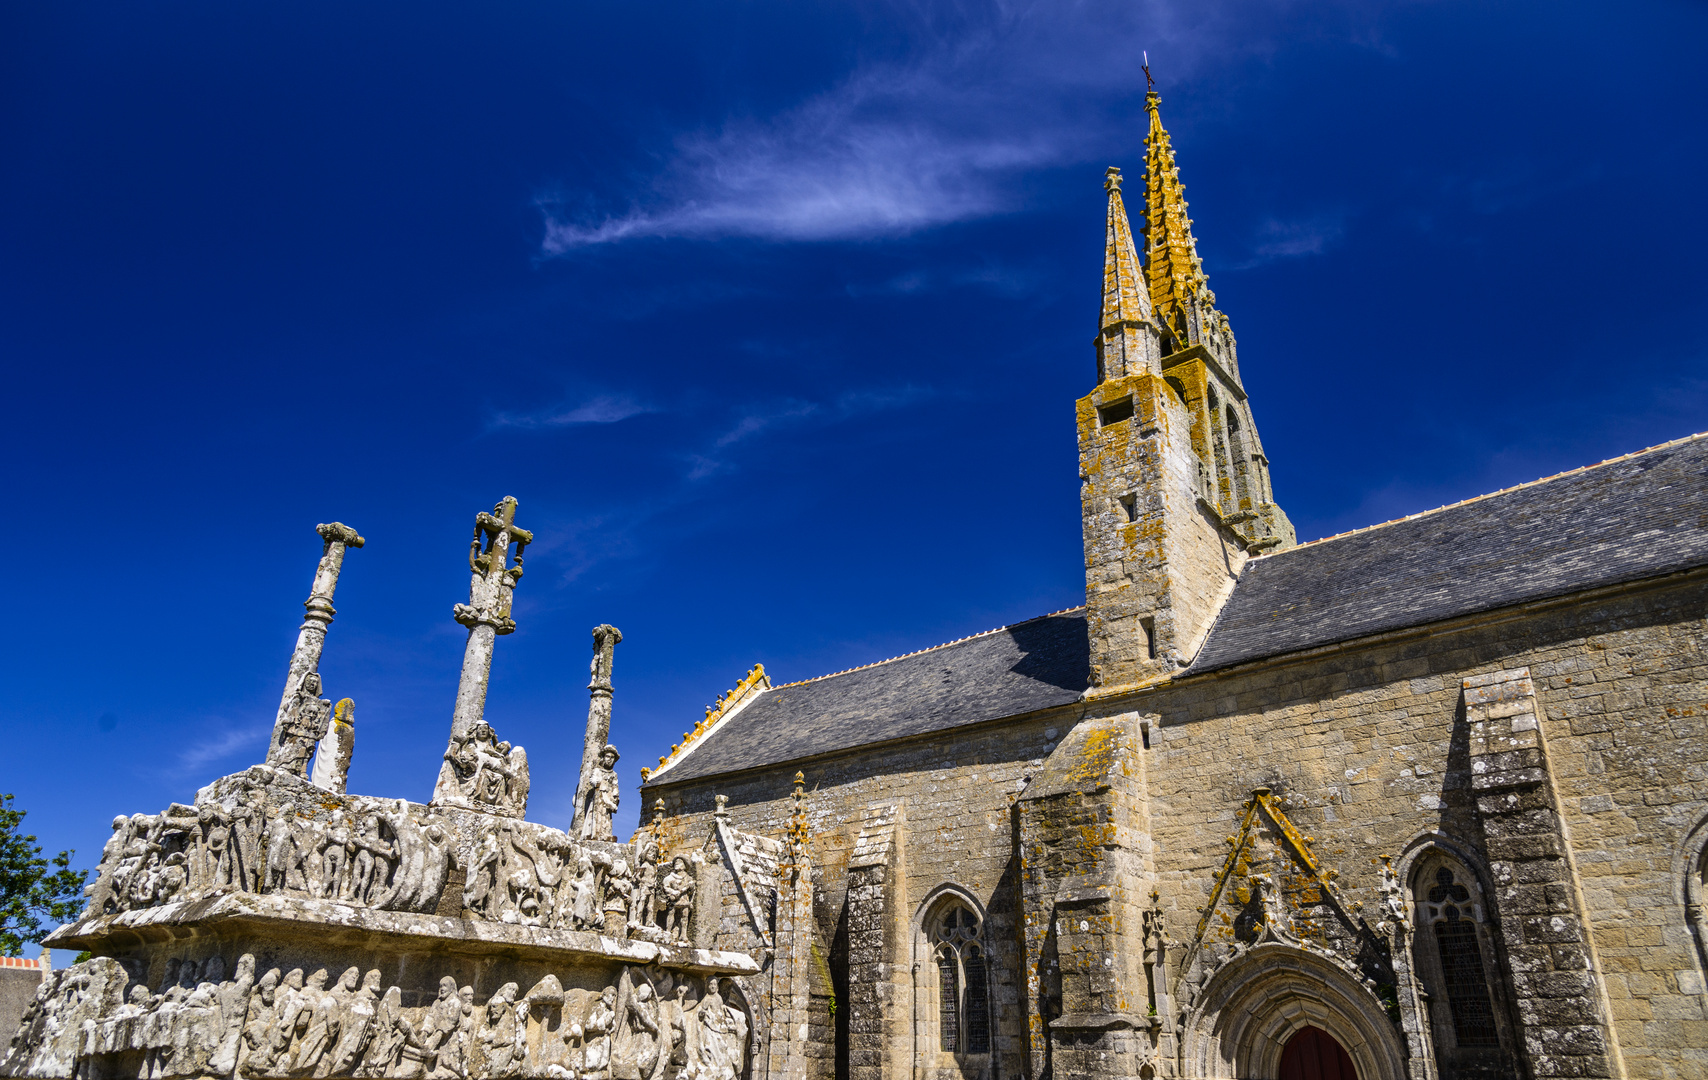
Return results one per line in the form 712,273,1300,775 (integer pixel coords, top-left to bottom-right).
1017,713,1158,1079
1079,94,1294,690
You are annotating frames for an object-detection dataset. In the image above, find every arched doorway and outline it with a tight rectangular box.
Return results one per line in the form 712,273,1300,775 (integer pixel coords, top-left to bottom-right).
1179,943,1405,1079
1279,1026,1357,1080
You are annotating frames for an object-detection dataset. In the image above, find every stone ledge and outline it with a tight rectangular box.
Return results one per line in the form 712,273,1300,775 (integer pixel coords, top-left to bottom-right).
43,892,759,975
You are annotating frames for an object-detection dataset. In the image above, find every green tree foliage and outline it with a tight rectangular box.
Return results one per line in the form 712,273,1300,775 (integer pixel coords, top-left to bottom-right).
0,794,87,956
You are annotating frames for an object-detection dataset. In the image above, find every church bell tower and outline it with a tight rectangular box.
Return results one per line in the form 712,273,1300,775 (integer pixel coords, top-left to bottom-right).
1079,88,1296,689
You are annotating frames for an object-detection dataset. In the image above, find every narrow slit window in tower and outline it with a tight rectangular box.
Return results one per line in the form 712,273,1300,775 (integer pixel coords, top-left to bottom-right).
1141,616,1157,659
1119,494,1138,522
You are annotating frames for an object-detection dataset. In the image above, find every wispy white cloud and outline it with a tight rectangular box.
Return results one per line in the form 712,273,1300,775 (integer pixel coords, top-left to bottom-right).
488,395,651,431
713,401,820,449
539,1,1403,250
175,721,268,775
1230,211,1349,268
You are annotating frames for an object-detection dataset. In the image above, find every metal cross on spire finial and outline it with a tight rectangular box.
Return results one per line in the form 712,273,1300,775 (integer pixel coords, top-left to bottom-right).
1143,50,1154,93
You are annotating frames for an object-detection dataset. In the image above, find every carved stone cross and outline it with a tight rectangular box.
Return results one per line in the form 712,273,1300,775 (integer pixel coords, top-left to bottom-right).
571,624,623,838
266,522,363,773
448,497,533,739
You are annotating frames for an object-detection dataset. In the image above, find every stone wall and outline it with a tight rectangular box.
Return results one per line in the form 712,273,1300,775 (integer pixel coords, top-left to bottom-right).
646,710,1075,1080
643,570,1708,1079
0,957,49,1047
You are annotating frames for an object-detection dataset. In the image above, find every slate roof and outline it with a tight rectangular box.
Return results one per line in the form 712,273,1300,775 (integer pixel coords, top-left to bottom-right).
643,610,1090,785
648,434,1708,784
1190,433,1708,673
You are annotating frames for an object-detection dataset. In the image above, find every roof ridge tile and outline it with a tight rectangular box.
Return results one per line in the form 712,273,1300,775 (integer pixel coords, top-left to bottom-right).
769,605,1088,690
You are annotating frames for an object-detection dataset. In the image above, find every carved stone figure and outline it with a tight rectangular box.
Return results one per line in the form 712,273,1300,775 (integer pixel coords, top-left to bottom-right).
361,987,407,1078
347,815,394,904
660,859,694,945
265,813,304,896
630,842,660,936
602,861,632,931
242,970,283,1074
570,854,600,931
318,812,352,900
418,976,462,1080
582,988,615,1080
375,816,451,914
233,800,263,893
433,722,530,818
84,816,132,915
476,983,523,1077
310,698,356,795
325,969,382,1078
271,672,334,778
611,978,660,1080
694,979,745,1080
578,747,621,843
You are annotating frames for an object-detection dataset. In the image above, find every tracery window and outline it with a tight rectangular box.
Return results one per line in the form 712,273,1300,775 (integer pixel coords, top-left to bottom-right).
931,904,990,1055
1416,862,1500,1049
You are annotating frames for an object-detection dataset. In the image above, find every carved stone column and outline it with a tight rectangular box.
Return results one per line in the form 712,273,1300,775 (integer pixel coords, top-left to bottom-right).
572,624,623,837
266,522,362,765
448,497,532,739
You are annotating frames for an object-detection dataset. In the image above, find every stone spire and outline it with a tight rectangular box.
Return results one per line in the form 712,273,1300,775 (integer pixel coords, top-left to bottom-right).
448,497,532,738
1141,88,1216,361
265,522,362,773
571,624,623,840
1077,88,1297,690
1096,166,1162,383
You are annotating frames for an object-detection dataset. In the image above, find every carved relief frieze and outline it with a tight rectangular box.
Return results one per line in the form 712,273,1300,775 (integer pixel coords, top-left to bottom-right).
2,955,748,1080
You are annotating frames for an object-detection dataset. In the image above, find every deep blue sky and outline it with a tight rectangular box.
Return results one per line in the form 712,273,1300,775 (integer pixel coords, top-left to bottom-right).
4,0,1705,952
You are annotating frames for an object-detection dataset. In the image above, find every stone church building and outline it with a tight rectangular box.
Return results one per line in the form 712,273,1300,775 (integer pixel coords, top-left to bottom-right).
9,87,1708,1080
635,89,1708,1080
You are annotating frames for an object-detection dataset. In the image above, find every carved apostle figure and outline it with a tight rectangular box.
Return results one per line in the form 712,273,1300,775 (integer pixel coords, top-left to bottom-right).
578,746,621,843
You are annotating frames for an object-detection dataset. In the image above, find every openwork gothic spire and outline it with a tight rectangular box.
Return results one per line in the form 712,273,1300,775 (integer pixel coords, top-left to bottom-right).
1142,90,1218,363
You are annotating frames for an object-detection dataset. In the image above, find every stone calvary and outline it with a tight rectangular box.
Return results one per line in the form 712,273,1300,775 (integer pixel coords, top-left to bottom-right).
4,500,772,1080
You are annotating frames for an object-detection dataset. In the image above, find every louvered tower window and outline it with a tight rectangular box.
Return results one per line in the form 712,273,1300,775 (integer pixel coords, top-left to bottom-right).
931,904,991,1054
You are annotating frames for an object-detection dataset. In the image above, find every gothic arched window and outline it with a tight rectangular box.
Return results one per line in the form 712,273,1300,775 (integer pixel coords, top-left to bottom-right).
1414,860,1502,1056
931,904,991,1055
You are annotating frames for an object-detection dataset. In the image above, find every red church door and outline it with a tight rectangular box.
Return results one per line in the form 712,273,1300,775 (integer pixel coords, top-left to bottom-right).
1278,1025,1358,1080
